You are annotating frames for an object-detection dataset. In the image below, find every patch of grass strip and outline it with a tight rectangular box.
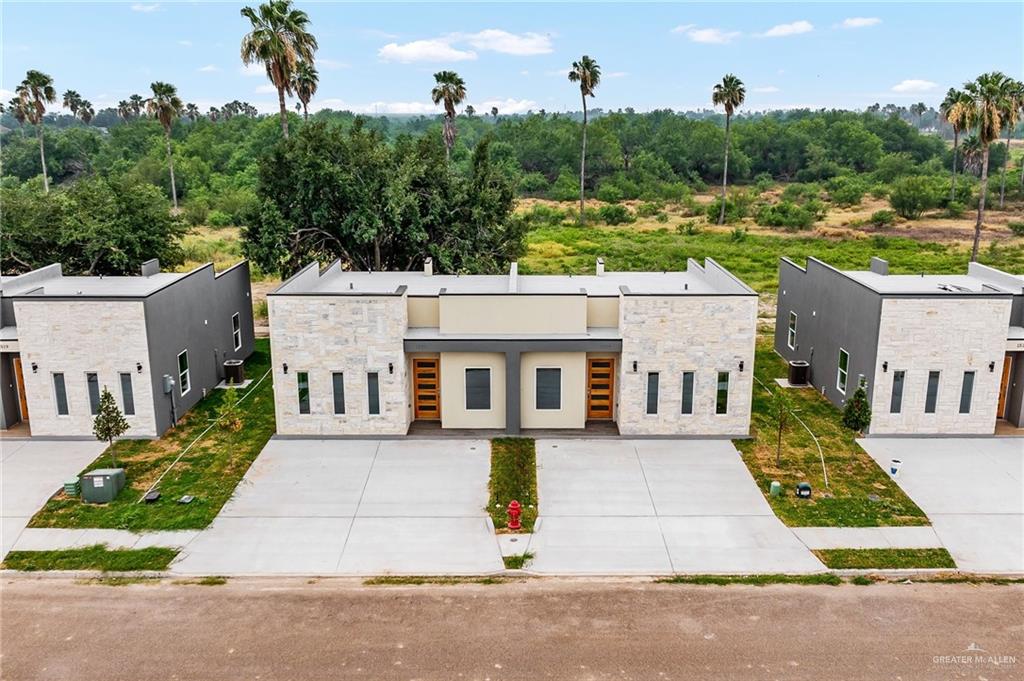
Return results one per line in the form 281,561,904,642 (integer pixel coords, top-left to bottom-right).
487,438,538,532
502,552,535,570
363,576,513,586
814,548,956,570
1,545,178,572
657,573,843,586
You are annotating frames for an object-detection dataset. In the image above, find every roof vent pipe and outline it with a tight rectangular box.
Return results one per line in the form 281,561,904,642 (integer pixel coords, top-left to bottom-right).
424,257,433,277
509,261,519,293
596,257,605,276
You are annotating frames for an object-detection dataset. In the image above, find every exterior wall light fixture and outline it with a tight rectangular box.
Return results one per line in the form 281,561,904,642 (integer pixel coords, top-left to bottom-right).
282,362,289,374
882,361,888,373
989,361,996,372
388,362,394,375
632,361,638,373
31,362,38,373
739,360,745,372
137,362,143,373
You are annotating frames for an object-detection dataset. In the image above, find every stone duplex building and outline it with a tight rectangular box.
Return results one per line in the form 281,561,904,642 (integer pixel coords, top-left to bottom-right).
269,258,757,437
775,257,1024,435
0,260,255,438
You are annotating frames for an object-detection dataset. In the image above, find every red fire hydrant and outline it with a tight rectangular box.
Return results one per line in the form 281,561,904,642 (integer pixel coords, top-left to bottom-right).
506,500,522,531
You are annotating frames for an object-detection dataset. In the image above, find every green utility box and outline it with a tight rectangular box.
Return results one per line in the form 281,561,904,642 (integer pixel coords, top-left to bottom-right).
63,478,81,497
81,468,126,503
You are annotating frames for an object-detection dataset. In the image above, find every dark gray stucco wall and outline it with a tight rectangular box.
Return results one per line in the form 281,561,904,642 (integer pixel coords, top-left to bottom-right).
0,353,19,429
1006,352,1024,428
774,258,883,409
143,262,254,435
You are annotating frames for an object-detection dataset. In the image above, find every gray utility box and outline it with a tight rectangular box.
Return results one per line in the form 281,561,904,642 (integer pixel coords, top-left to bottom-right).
224,359,245,385
81,468,126,504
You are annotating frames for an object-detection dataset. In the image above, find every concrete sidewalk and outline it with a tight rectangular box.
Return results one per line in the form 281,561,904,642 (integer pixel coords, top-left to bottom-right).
791,526,942,550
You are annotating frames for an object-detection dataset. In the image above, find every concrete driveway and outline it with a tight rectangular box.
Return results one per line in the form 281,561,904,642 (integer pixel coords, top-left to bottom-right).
1,438,106,558
860,438,1024,573
527,440,824,574
173,439,503,575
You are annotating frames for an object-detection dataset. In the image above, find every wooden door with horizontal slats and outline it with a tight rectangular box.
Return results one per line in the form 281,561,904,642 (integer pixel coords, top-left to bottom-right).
587,358,614,420
413,358,441,420
998,354,1012,418
12,357,29,422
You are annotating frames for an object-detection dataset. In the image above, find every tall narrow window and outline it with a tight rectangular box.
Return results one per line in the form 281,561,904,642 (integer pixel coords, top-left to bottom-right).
297,372,310,414
716,371,730,414
836,349,850,394
53,373,69,416
119,373,135,416
645,372,659,415
925,371,940,414
681,371,695,415
787,312,798,350
890,370,905,414
465,368,491,411
959,371,975,414
86,372,101,415
332,372,346,415
177,350,190,396
536,368,561,410
367,372,381,415
232,312,242,351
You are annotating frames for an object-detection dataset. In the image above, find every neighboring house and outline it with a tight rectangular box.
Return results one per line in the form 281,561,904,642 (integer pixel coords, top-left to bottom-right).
775,257,1024,435
0,259,255,438
269,257,757,437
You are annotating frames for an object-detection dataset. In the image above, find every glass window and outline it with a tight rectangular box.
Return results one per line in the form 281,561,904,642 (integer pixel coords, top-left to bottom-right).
959,371,975,414
465,368,491,410
332,372,345,415
86,372,100,415
716,371,730,414
787,312,797,350
890,370,905,414
367,372,381,415
925,371,940,413
536,368,561,410
53,373,69,416
837,349,849,394
232,312,242,351
177,350,190,396
120,373,135,416
646,372,659,415
681,371,695,414
297,372,310,414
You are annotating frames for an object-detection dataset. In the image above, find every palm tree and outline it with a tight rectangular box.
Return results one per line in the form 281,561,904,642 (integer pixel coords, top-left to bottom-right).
129,94,145,117
711,74,746,225
77,100,95,125
208,106,220,122
7,97,28,135
62,89,82,116
291,60,318,120
910,101,927,128
16,70,57,192
240,0,317,139
185,103,201,122
117,100,133,121
146,81,184,209
490,105,498,121
431,70,467,161
568,55,601,223
964,71,1011,261
464,104,475,117
998,79,1023,208
940,88,973,202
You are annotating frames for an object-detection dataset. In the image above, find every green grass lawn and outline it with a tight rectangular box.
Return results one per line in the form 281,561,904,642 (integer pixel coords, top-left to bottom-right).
487,438,538,532
657,573,843,586
814,548,956,570
522,225,1024,292
1,545,178,571
734,338,929,527
29,338,275,531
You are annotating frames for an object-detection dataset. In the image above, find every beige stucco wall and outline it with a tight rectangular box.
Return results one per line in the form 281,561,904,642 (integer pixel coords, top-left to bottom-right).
869,297,1010,435
587,298,619,328
14,300,158,437
616,295,756,436
519,352,586,429
407,297,439,328
269,294,409,435
439,352,505,429
439,295,587,334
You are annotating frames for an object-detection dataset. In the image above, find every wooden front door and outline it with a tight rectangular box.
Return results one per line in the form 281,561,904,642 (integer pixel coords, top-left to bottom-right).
997,353,1013,418
413,358,441,420
12,356,29,422
586,358,615,420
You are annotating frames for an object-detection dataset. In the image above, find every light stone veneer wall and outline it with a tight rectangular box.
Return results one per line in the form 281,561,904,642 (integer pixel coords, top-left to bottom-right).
14,300,157,437
269,295,409,435
869,297,1011,435
617,295,756,436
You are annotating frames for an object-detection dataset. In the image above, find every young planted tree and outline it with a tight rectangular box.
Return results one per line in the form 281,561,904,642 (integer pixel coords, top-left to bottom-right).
146,81,184,209
997,79,1022,208
940,88,973,202
217,387,243,431
240,0,318,139
568,55,601,224
842,381,872,434
964,71,1011,261
291,60,318,120
767,387,793,467
92,387,129,469
16,70,57,192
431,70,467,162
712,74,745,225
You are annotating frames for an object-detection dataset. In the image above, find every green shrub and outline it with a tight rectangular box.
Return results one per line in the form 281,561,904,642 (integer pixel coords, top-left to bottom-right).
826,176,867,207
182,199,209,227
549,169,579,202
655,212,669,223
596,183,624,204
730,226,748,242
869,184,890,199
635,201,664,218
869,209,897,227
755,201,817,230
676,220,701,236
207,210,233,227
842,382,872,433
753,172,774,194
781,182,822,203
598,204,634,225
888,176,942,219
943,201,965,218
520,203,570,226
1008,221,1024,237
518,172,549,195
705,191,753,224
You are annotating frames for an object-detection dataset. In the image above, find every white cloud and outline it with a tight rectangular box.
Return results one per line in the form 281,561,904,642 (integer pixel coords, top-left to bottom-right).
545,68,570,77
520,70,530,76
361,29,399,40
671,25,741,44
378,39,476,63
197,64,219,73
759,20,814,38
474,98,537,114
317,58,350,70
891,79,937,93
605,71,628,79
752,86,780,93
842,17,881,29
255,84,277,94
131,3,159,12
239,63,264,77
462,29,553,56
177,40,192,47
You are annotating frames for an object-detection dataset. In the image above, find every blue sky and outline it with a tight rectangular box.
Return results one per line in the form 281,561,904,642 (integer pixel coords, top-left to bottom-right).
3,1,1021,115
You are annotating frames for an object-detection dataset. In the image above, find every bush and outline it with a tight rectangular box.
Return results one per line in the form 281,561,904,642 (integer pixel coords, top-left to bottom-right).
730,226,747,242
888,176,942,219
842,382,872,433
518,171,549,195
753,172,774,194
943,201,966,219
655,212,669,223
596,183,624,204
781,183,821,203
1008,221,1024,237
826,176,867,207
869,209,897,227
182,199,209,227
635,201,664,218
598,204,634,225
549,169,579,202
676,220,701,236
705,191,753,224
755,201,817,230
207,209,233,227
520,203,570,226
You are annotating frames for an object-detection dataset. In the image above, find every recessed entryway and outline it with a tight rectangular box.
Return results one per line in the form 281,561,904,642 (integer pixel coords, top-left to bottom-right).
586,358,614,420
412,357,440,421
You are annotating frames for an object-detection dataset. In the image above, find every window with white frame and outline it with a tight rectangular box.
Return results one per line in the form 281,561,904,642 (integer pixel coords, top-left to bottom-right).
787,312,797,350
536,368,561,410
836,349,849,394
232,312,242,351
177,350,191,396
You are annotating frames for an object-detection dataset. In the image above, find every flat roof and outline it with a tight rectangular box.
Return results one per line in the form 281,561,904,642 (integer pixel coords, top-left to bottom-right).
1,272,186,298
842,271,1010,295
